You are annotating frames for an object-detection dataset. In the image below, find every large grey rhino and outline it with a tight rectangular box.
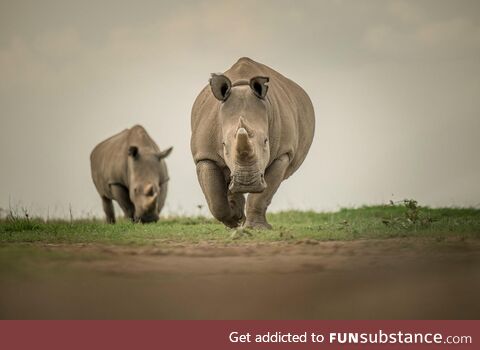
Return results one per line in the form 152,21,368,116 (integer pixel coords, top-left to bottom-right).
90,125,172,223
191,57,315,229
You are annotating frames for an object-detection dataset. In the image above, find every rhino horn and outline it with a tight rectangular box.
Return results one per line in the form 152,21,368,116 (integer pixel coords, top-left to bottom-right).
145,184,154,197
235,127,253,159
146,194,158,209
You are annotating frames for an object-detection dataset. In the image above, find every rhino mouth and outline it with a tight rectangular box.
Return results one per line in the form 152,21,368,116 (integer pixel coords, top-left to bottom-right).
229,173,267,193
135,214,159,224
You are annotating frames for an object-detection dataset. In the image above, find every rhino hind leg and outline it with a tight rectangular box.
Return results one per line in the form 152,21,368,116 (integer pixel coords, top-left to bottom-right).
196,160,244,228
110,184,135,221
244,154,290,230
102,196,116,224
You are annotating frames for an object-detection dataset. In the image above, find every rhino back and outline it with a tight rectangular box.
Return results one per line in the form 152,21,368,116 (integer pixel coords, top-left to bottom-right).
90,129,130,197
191,57,315,177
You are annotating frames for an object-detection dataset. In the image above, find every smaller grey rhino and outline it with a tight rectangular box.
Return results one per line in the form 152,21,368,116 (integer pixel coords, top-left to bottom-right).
90,125,172,223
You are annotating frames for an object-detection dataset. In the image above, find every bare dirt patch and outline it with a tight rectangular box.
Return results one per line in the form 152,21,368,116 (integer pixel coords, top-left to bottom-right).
1,238,479,319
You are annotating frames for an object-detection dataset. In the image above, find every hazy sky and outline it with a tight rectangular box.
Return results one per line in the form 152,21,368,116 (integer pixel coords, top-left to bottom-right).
1,0,479,218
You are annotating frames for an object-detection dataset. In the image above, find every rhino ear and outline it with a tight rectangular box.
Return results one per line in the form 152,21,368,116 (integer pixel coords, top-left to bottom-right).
156,146,173,160
210,73,231,101
128,146,139,159
250,76,269,99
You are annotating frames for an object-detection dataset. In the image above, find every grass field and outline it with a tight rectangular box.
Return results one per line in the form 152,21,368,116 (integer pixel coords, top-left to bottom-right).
1,202,480,244
1,202,480,319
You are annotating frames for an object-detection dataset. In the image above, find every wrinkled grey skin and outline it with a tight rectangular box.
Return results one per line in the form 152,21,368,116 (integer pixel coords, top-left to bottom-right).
90,125,172,223
191,57,315,229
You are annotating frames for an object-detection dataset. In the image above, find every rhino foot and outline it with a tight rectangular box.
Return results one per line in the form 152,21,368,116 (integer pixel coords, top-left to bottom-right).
243,220,272,230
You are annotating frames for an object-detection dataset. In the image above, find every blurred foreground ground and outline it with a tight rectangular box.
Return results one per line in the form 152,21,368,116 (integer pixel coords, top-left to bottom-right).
1,238,479,319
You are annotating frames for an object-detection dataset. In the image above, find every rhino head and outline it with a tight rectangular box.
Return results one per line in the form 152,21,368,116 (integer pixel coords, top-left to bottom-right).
210,74,270,193
127,145,172,223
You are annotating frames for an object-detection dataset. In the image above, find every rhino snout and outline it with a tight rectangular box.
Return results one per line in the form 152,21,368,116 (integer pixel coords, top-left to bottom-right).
135,213,159,223
229,173,267,193
133,194,160,223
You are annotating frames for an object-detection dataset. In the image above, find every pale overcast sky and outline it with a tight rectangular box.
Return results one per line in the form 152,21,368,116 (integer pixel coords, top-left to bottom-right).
1,0,479,218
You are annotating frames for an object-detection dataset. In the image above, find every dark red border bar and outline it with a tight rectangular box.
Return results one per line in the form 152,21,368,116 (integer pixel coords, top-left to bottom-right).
0,320,477,350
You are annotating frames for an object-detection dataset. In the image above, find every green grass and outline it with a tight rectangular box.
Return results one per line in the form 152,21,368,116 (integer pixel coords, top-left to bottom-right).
1,205,479,245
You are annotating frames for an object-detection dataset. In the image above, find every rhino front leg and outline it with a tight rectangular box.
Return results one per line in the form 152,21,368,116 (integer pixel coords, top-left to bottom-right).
227,192,246,226
101,196,116,224
244,154,290,229
110,184,135,221
196,160,244,228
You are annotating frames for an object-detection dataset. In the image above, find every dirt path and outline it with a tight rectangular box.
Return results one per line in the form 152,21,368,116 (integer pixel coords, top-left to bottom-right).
1,238,479,319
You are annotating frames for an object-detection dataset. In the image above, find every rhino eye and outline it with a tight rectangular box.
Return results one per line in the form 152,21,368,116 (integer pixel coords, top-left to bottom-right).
264,138,268,144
